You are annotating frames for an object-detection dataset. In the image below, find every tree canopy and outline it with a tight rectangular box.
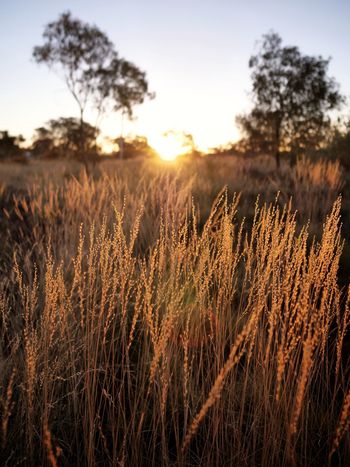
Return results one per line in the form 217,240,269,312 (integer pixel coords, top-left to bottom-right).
96,56,153,119
237,32,345,167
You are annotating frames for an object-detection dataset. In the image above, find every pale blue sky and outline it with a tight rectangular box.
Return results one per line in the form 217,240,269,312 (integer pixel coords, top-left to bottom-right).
1,0,349,150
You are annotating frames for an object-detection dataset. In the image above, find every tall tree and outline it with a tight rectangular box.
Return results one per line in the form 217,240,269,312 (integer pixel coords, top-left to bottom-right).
33,11,152,162
237,32,344,168
33,12,114,160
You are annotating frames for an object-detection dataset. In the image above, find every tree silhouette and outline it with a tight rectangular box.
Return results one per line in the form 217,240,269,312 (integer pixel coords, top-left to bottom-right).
237,32,344,168
32,117,99,159
33,12,113,160
324,116,350,168
0,131,24,159
33,11,152,163
111,135,157,159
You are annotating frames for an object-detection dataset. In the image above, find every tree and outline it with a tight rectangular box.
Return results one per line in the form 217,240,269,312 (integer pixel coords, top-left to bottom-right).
31,126,55,158
0,131,24,160
31,118,100,159
111,135,157,159
33,12,114,159
323,116,350,168
237,32,344,168
33,11,152,162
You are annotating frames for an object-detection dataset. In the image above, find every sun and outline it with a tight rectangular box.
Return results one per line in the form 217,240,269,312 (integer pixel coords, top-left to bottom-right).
150,132,186,161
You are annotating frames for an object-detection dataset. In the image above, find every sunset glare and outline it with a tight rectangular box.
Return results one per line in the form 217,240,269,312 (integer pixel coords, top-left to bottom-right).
150,133,186,161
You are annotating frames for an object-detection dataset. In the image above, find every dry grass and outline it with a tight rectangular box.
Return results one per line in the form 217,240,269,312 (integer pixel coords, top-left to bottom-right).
0,156,349,466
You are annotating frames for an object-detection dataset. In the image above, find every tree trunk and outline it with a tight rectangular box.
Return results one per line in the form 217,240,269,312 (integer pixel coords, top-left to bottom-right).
275,118,281,170
79,108,89,174
275,150,280,169
119,110,125,160
119,137,124,160
79,108,84,155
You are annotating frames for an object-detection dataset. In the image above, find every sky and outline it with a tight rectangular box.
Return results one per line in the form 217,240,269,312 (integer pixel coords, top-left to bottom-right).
1,0,350,152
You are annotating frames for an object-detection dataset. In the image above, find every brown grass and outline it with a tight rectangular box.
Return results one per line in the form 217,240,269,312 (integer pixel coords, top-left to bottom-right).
0,156,349,466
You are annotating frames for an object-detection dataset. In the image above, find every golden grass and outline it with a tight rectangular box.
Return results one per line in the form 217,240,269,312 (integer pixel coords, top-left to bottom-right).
0,156,349,465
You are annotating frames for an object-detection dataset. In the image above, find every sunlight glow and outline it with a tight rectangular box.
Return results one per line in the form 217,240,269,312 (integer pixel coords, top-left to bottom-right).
100,137,115,155
150,132,186,161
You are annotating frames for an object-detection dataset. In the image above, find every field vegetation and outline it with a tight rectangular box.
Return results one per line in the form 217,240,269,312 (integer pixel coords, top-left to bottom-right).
0,155,350,466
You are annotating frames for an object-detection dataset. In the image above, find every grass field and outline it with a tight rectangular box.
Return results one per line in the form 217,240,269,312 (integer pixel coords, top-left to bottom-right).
0,155,350,466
